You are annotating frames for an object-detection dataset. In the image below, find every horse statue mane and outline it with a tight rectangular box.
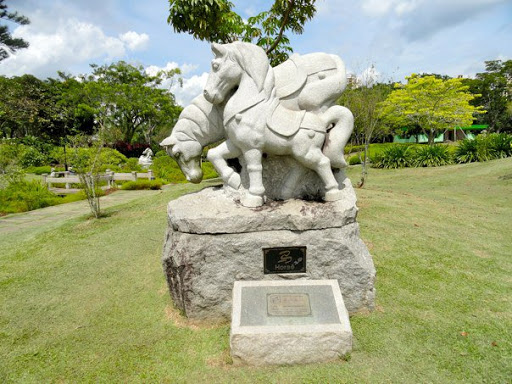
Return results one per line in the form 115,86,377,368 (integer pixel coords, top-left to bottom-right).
221,42,271,94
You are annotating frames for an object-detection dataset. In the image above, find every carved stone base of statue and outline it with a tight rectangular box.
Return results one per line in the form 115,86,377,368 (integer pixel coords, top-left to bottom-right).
162,172,376,320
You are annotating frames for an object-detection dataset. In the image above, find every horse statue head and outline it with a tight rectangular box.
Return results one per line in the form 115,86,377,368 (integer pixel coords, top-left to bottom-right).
203,42,272,105
160,119,204,183
160,94,226,184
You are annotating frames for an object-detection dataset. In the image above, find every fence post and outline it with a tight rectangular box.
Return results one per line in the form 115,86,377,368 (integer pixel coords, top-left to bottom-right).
105,169,113,188
132,171,137,181
148,170,153,180
42,174,48,189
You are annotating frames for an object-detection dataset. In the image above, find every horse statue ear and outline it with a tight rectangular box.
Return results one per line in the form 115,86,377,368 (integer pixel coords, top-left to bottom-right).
211,42,227,58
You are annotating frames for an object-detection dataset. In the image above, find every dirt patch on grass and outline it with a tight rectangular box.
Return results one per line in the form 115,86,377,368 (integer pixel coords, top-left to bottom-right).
206,350,233,369
165,305,228,330
474,249,491,259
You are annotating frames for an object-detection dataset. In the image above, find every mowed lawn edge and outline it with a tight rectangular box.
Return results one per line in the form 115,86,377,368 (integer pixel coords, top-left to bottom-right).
0,159,511,383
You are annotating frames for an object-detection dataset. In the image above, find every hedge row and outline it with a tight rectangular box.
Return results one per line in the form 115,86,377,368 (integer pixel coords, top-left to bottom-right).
368,134,512,169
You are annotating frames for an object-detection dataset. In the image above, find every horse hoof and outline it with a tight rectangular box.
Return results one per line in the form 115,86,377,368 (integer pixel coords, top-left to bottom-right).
241,193,264,208
226,172,241,189
324,189,343,202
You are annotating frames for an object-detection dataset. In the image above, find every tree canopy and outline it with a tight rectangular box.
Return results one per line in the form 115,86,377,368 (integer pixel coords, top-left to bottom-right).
468,60,512,133
378,74,484,145
0,0,30,60
82,61,182,145
0,62,182,150
167,0,316,66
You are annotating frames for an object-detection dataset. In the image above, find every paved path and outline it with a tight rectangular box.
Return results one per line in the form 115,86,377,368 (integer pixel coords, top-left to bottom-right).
0,189,162,235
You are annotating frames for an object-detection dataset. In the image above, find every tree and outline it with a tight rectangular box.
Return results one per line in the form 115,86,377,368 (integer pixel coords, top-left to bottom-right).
67,133,106,219
378,74,484,145
0,75,48,139
338,71,392,187
167,0,316,66
469,60,512,133
0,0,30,60
83,61,182,146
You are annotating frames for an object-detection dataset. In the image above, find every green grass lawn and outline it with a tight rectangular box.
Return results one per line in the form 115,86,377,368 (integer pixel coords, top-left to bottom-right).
1,159,511,383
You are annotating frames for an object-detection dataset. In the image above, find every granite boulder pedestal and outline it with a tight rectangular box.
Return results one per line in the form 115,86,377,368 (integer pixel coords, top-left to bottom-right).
162,173,375,320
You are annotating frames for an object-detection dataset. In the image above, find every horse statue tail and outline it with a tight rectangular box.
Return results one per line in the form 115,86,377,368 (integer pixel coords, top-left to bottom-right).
321,105,354,169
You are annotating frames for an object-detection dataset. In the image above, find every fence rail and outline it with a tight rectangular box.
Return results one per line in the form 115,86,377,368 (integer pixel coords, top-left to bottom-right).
42,170,154,194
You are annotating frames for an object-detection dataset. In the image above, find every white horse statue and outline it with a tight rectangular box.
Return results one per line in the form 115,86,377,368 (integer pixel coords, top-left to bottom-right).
202,42,353,207
161,42,354,207
138,148,154,169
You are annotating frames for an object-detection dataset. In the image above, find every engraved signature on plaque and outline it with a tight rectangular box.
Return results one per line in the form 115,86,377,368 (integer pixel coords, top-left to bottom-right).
267,293,311,316
263,246,306,274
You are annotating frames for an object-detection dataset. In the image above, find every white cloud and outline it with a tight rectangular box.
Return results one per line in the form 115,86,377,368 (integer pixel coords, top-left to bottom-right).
361,0,395,16
144,62,207,106
180,63,198,75
361,0,509,42
171,72,209,106
0,18,150,78
119,31,149,51
145,61,179,77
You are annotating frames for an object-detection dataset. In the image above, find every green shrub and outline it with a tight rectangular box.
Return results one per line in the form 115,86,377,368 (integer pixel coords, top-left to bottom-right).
99,148,128,169
19,146,49,167
348,154,362,165
150,156,186,183
50,147,128,170
487,133,512,159
411,145,453,167
475,135,495,161
150,156,218,183
455,134,512,163
120,179,163,190
0,137,55,168
344,145,364,155
24,166,66,175
372,146,412,168
155,150,168,158
119,158,143,172
455,138,479,163
24,165,52,174
0,180,60,214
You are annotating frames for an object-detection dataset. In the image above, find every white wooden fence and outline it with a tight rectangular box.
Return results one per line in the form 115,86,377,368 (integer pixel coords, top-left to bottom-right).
43,170,154,194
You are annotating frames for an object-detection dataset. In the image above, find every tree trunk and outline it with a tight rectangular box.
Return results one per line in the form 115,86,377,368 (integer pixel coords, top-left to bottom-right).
357,141,370,188
428,130,435,145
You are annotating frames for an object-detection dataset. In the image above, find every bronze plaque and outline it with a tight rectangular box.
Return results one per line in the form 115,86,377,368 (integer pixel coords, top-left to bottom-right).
267,293,311,316
263,246,306,274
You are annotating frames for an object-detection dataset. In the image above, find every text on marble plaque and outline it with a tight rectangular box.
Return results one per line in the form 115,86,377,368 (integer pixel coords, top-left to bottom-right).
267,293,311,316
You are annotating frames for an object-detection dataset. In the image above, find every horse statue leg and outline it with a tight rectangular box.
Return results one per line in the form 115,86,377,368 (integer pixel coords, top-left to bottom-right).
241,148,266,207
291,131,343,202
207,140,242,189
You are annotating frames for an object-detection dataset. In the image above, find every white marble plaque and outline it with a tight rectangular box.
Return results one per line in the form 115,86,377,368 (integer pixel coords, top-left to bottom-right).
231,280,353,365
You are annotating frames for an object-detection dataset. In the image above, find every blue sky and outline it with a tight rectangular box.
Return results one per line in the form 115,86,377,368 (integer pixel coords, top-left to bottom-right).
1,0,511,106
